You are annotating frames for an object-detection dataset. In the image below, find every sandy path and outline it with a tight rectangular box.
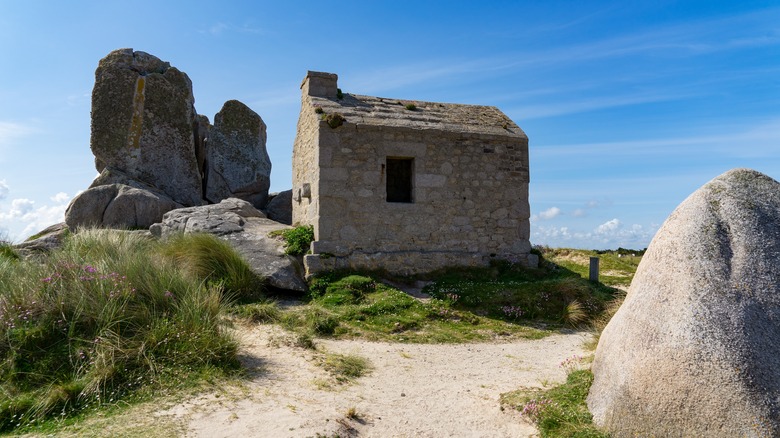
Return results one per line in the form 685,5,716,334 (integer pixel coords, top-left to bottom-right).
158,325,591,437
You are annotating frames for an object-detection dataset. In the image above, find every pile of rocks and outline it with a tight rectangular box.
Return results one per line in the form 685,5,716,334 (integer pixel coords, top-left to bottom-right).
22,48,302,290
64,48,287,230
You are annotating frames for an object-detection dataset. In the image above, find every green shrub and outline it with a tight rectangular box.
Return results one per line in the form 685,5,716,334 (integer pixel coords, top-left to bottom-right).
276,225,314,256
404,103,417,111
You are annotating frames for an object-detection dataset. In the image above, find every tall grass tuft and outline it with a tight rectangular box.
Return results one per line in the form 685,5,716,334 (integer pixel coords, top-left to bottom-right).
0,229,240,431
157,233,265,303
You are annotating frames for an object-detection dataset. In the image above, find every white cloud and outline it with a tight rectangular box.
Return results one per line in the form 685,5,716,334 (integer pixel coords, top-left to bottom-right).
0,180,8,200
532,219,657,249
538,206,562,220
1,193,71,241
50,192,70,203
595,218,621,234
0,198,35,220
572,209,586,217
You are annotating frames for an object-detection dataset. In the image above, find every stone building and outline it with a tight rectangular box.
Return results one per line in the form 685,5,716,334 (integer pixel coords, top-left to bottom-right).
292,71,534,276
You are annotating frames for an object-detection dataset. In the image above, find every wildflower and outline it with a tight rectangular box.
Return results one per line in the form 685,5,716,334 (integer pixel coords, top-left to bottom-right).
164,290,175,299
521,398,551,421
83,265,97,273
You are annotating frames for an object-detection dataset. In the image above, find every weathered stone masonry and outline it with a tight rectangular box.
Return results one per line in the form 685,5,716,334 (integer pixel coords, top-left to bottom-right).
293,71,535,276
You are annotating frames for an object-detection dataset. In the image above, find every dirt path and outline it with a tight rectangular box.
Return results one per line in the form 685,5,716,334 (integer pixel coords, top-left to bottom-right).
156,325,592,437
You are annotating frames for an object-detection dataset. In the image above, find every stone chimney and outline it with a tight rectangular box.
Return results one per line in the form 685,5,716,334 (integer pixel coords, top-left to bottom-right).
301,71,338,99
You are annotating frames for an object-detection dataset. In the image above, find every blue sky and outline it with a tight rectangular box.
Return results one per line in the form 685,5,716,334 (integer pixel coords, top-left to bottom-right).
1,1,778,248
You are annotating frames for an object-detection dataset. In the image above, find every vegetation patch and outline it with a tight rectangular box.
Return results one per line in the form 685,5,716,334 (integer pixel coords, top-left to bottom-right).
271,225,315,256
422,260,616,327
0,229,261,432
501,369,606,437
268,251,633,344
320,352,371,383
539,246,642,286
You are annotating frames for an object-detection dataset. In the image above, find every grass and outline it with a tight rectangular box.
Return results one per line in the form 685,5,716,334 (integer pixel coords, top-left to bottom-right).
251,257,624,344
0,229,265,432
501,369,607,437
495,248,640,436
321,352,371,383
541,247,642,286
3,234,635,435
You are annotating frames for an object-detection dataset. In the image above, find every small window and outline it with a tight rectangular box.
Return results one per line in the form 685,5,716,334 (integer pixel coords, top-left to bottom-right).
386,157,413,203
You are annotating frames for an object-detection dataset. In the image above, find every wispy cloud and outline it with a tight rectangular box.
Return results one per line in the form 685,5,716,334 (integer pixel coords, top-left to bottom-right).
534,117,780,159
509,90,696,120
0,180,8,200
200,22,267,36
0,121,32,147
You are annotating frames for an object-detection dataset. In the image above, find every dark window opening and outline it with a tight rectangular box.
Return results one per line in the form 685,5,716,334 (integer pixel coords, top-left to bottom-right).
386,157,413,203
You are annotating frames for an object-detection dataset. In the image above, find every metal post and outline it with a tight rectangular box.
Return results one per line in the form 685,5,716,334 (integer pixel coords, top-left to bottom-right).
589,257,600,282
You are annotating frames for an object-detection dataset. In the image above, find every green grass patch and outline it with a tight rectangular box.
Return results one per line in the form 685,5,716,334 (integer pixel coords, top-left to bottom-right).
278,268,611,343
541,247,641,286
501,369,606,437
321,352,371,383
0,229,263,432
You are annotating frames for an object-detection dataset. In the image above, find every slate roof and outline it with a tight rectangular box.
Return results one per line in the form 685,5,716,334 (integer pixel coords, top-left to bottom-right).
309,93,527,138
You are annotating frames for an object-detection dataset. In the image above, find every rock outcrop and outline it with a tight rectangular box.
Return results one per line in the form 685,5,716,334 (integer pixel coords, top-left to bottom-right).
588,168,780,437
65,183,181,230
205,100,271,208
90,49,203,206
64,49,275,233
14,223,69,256
151,199,307,292
264,190,292,225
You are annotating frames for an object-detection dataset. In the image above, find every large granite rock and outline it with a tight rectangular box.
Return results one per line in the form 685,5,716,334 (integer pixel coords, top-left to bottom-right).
151,199,307,292
90,49,202,206
205,100,271,208
65,183,181,230
588,168,780,437
264,190,292,225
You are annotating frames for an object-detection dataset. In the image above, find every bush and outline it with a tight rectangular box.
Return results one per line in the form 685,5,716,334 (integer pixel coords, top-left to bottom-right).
277,225,314,256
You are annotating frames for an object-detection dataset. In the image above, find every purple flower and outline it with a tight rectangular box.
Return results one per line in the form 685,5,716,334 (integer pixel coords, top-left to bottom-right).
83,265,97,274
164,290,175,299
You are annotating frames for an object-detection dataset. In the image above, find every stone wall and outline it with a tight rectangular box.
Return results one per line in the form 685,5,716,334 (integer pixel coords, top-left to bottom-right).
292,90,321,231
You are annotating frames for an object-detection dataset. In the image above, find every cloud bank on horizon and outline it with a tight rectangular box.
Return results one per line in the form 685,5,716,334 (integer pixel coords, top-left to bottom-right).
1,1,778,249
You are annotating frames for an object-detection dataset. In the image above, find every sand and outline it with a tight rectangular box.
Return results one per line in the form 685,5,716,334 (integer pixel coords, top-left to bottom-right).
156,325,592,437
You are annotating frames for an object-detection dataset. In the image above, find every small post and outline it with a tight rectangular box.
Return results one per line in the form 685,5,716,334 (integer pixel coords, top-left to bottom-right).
589,257,600,282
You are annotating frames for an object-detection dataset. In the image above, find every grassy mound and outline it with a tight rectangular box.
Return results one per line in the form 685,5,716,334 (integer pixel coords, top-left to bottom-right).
263,256,623,344
0,230,264,431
